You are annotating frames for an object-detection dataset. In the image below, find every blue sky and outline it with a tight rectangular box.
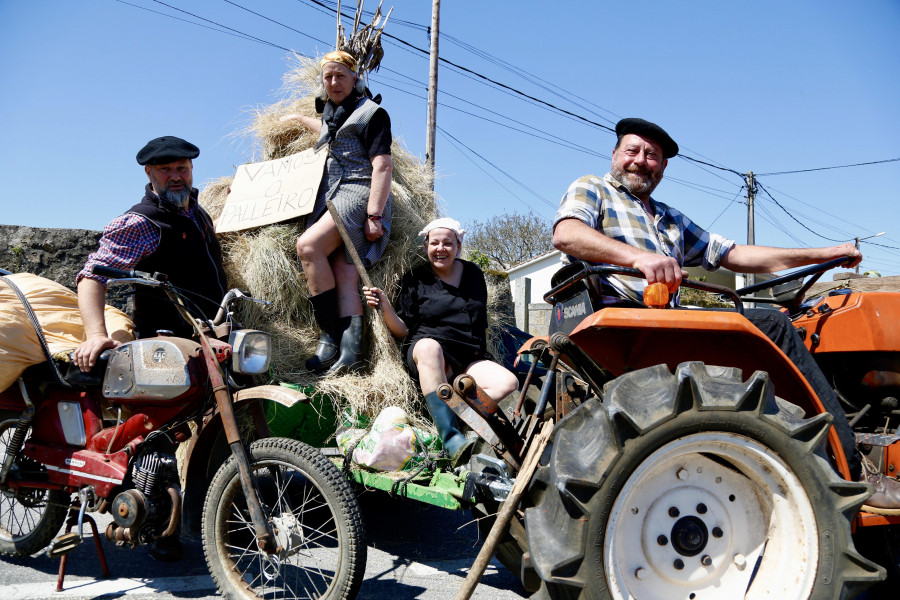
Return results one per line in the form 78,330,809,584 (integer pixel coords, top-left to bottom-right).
2,0,899,276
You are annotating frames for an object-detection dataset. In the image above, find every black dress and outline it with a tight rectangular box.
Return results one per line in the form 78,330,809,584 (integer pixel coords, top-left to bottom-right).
395,259,491,380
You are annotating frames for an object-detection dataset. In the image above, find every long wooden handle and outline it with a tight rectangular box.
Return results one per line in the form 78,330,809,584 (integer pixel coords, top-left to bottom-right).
454,420,553,600
325,199,374,289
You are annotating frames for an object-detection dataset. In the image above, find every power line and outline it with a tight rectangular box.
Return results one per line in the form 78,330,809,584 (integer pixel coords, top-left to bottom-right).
304,0,618,134
706,186,745,229
122,0,763,205
756,157,900,176
756,181,900,253
677,153,743,177
756,182,845,243
146,0,298,53
372,78,608,159
113,1,614,173
438,128,546,217
755,202,809,247
223,0,330,47
112,0,273,44
665,177,744,201
437,125,558,213
371,72,609,159
115,0,897,261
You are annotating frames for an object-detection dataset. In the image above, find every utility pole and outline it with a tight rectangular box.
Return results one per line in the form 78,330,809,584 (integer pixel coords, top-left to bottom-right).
855,232,886,274
335,0,342,47
425,0,440,191
744,171,757,288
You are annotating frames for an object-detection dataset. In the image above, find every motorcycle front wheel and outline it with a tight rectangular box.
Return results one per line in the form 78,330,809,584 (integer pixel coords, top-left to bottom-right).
202,437,365,600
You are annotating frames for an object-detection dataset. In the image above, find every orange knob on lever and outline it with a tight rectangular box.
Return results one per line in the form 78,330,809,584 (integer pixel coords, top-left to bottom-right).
644,282,673,309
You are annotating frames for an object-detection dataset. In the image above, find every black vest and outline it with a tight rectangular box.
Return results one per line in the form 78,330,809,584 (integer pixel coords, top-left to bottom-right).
126,185,227,338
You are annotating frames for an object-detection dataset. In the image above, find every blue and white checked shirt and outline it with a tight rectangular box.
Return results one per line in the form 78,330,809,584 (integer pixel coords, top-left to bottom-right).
554,173,735,305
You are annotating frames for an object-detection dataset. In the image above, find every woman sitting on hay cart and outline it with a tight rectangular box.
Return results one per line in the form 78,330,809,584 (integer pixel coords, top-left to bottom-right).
282,50,394,376
363,218,519,466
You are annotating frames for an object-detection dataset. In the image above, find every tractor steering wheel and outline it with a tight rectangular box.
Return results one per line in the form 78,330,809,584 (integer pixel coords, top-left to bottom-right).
733,256,853,315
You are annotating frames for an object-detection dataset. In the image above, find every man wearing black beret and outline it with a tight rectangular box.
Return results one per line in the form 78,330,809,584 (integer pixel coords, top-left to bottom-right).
72,136,227,559
74,136,227,369
551,117,900,510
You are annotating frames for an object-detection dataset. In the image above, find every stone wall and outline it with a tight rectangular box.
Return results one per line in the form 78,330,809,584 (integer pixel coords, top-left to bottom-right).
0,224,517,323
0,224,129,310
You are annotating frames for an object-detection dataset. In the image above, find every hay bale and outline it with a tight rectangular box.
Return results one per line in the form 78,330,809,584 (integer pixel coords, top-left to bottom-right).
199,56,508,430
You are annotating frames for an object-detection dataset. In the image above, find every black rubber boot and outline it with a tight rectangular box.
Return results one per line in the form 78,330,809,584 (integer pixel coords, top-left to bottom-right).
423,390,474,468
306,288,341,372
325,315,366,376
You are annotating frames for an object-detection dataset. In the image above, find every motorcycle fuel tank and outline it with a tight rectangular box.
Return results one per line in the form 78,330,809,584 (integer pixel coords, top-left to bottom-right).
103,339,195,401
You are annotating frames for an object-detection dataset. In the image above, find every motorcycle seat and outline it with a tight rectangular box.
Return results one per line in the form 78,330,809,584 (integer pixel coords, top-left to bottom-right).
63,350,113,387
19,350,112,388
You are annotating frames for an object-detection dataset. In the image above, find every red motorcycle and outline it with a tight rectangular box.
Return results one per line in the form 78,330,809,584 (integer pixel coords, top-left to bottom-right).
0,266,365,600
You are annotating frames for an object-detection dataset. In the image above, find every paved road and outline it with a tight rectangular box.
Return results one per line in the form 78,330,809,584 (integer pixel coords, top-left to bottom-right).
3,489,891,599
1,490,527,600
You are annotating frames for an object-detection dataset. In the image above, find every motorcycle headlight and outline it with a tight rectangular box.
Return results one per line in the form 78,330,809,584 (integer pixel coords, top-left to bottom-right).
229,330,271,375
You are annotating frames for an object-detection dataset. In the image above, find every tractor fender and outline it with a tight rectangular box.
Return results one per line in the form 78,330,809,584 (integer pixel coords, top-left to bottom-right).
565,307,853,478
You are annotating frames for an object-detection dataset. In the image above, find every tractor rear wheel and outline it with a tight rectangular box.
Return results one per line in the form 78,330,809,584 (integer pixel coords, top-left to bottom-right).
524,362,884,600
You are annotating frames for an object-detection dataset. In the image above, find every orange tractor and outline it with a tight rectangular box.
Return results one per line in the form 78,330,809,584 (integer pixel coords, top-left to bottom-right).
481,258,900,599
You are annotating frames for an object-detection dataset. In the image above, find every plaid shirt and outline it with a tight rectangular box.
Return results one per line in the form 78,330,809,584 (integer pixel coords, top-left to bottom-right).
554,173,734,305
77,195,202,287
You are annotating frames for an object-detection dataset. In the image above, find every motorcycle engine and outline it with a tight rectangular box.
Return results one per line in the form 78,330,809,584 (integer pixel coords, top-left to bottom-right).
109,450,180,546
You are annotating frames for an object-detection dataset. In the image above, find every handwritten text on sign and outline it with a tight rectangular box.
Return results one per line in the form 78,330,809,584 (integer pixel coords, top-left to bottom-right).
215,147,327,233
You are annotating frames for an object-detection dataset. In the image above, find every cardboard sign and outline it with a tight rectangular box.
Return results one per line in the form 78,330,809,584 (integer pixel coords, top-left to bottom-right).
215,147,327,233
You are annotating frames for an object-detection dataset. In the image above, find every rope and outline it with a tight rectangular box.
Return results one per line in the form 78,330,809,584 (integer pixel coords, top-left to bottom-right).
388,426,442,498
340,435,363,479
1,275,72,388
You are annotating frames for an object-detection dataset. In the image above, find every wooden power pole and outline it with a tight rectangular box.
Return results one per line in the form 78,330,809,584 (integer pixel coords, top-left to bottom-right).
744,171,757,288
425,0,440,190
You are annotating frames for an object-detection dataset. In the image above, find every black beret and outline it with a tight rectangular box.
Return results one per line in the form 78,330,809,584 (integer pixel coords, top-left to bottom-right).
615,118,679,158
136,136,200,166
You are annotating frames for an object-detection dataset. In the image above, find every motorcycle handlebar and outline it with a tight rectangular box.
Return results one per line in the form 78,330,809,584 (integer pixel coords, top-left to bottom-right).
212,288,271,325
90,265,168,288
91,265,138,280
90,266,269,326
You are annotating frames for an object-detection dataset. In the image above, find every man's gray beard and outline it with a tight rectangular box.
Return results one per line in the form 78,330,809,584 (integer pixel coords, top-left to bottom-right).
611,164,661,197
160,186,191,209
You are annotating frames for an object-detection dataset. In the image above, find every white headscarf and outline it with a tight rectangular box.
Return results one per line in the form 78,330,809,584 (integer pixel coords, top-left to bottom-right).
418,217,465,243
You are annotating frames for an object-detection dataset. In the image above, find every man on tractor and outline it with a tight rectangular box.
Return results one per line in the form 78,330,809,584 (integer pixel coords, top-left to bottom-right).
551,117,900,509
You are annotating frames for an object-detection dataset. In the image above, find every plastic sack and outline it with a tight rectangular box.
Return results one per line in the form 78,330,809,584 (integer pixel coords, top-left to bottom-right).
337,406,438,472
0,273,134,392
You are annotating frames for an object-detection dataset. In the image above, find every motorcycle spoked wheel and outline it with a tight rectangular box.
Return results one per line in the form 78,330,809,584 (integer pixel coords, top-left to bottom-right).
0,418,69,557
202,437,365,600
524,362,885,600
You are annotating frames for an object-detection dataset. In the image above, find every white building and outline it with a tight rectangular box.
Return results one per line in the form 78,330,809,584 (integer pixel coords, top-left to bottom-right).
506,250,768,335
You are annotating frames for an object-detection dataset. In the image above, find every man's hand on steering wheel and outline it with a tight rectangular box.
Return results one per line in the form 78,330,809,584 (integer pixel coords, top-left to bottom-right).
828,242,862,269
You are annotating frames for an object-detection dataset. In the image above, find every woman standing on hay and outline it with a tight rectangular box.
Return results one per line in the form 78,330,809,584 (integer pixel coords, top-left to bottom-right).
362,218,519,466
282,50,393,376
